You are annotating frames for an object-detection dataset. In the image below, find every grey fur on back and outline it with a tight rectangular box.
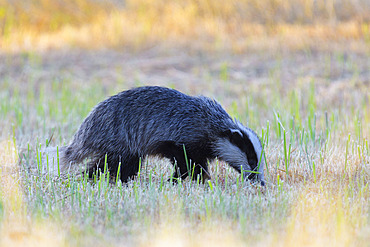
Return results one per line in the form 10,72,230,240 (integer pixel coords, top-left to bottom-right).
68,87,233,160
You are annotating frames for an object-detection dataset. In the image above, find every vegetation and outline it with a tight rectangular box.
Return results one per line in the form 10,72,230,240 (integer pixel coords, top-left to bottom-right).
0,0,369,51
0,0,369,246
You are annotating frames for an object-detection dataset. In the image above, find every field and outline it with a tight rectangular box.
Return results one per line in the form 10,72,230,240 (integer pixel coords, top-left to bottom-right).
0,0,370,246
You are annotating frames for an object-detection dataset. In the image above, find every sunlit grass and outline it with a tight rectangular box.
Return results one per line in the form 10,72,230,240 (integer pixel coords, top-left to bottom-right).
0,139,65,247
1,56,369,245
0,0,369,52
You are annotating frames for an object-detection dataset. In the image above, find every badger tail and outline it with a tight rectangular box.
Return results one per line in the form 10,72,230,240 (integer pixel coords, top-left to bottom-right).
41,146,69,176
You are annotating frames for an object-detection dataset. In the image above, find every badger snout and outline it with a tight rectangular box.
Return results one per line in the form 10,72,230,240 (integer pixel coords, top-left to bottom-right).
244,170,265,186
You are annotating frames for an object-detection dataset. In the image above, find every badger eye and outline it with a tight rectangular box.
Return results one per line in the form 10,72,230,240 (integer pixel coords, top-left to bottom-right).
227,129,244,146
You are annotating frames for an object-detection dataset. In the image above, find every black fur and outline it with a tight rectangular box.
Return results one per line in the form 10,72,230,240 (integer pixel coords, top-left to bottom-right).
59,86,264,183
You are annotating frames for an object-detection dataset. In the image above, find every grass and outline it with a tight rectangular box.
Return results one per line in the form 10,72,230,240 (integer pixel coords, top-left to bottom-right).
1,56,369,245
0,0,369,52
0,0,369,246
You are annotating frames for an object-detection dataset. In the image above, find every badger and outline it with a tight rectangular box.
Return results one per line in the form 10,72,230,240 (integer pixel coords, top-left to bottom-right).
44,86,265,185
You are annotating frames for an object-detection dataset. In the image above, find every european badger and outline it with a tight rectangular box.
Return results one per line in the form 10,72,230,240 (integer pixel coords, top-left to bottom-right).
44,86,265,185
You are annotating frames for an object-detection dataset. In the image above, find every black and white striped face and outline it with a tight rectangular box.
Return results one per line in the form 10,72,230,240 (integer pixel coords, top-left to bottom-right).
214,123,265,185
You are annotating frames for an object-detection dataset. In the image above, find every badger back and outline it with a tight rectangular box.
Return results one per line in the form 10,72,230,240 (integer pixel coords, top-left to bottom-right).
70,87,234,155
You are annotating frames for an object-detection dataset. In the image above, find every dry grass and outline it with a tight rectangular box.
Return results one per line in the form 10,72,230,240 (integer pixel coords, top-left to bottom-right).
0,0,369,52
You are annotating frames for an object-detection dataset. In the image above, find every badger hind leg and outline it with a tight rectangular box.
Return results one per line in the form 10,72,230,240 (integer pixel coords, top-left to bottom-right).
119,154,140,182
85,152,140,183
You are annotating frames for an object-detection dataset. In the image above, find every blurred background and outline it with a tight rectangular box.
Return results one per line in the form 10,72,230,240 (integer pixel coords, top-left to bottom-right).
0,0,369,52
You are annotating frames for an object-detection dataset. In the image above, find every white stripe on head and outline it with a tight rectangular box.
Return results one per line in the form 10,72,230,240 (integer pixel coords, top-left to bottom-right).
236,121,265,183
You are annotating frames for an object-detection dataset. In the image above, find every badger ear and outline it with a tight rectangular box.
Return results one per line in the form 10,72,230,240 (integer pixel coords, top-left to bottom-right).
225,129,244,144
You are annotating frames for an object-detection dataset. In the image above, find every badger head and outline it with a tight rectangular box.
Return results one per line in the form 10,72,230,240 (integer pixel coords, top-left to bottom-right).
214,122,265,186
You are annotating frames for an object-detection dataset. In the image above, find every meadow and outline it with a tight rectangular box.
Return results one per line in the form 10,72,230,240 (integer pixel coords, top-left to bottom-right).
0,0,369,246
